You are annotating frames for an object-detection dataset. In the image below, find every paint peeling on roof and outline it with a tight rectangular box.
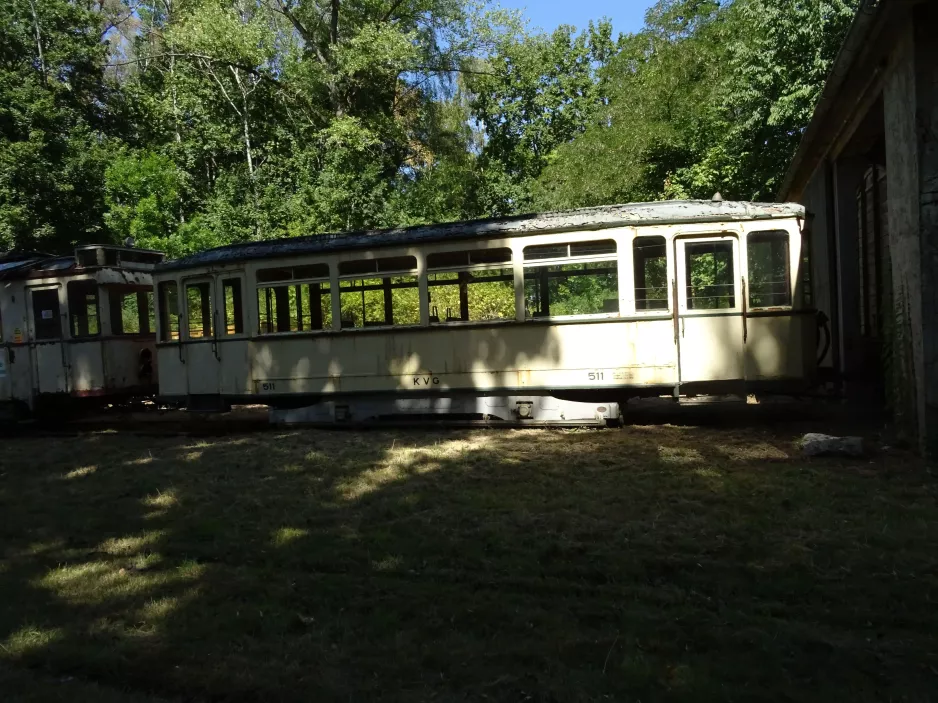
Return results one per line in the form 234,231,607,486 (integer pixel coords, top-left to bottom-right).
158,200,805,273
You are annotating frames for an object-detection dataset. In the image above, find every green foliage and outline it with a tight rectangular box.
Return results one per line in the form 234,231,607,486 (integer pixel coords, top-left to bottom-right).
0,0,861,255
104,151,182,251
468,20,617,214
536,0,859,209
0,0,116,250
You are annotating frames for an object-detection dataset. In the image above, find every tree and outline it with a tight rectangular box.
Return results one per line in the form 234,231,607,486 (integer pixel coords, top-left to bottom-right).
0,0,117,251
534,0,859,209
103,149,182,251
534,0,726,209
687,0,858,200
467,19,617,215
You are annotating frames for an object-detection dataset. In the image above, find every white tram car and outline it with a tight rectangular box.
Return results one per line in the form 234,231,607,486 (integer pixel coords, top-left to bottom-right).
152,200,816,424
0,245,164,419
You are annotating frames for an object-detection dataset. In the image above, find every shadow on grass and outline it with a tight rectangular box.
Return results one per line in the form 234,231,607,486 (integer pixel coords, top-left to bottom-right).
0,425,936,702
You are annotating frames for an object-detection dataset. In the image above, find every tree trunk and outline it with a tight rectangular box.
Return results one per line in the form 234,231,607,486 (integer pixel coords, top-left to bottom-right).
27,0,46,82
330,0,342,116
330,0,339,46
243,112,254,177
232,68,255,177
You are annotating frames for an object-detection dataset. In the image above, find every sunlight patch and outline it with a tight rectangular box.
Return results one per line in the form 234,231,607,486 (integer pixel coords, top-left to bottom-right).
336,459,441,501
716,443,789,461
372,555,403,572
36,559,204,606
126,455,156,466
62,465,97,480
97,530,164,556
335,437,490,501
138,594,183,622
143,489,179,509
3,625,64,656
272,527,308,547
658,446,704,465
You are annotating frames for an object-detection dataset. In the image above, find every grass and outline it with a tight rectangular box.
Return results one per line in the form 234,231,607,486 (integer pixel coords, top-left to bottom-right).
1,420,937,701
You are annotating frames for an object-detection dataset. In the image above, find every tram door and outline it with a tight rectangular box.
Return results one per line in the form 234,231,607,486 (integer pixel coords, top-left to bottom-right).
183,277,221,395
28,286,68,394
675,235,745,386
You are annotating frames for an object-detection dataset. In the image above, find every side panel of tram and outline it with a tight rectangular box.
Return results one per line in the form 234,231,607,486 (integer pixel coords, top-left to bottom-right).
153,217,815,409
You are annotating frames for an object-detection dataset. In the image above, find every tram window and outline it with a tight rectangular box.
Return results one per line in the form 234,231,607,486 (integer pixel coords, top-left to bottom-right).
257,263,329,283
685,241,736,310
158,282,180,341
339,256,417,277
522,239,618,318
67,281,100,337
257,267,292,283
112,288,153,335
747,231,791,308
428,268,515,323
32,288,62,340
524,240,617,262
339,276,419,328
633,237,669,311
427,248,511,269
223,279,244,335
257,282,332,334
185,282,213,338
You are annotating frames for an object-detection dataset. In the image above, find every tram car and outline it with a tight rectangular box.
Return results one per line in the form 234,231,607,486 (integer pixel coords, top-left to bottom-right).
0,245,164,419
152,199,815,424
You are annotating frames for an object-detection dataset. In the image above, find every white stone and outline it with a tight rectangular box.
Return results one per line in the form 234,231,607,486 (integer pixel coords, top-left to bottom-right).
800,433,865,457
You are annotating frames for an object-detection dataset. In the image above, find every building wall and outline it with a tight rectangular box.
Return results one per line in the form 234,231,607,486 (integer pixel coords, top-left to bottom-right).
884,21,929,449
801,167,836,369
913,3,938,455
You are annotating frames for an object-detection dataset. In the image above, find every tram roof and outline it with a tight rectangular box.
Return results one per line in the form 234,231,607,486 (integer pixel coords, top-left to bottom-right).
157,200,805,273
0,244,164,281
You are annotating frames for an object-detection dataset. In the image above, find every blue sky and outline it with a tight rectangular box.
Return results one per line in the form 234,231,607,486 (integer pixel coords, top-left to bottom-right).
497,0,655,36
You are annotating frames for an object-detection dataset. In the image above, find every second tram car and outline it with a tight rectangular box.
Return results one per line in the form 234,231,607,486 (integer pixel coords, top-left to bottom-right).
152,200,814,424
0,245,164,420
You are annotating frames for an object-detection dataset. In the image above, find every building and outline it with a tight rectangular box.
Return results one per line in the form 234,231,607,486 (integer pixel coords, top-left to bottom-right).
779,0,937,454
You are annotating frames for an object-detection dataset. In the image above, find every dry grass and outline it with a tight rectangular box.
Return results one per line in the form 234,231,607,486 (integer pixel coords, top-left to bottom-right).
1,421,937,702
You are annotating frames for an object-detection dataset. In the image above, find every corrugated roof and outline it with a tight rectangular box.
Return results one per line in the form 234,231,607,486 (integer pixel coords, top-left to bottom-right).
157,200,805,273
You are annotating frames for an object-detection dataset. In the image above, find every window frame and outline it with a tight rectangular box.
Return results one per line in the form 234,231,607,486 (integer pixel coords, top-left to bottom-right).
255,272,332,336
66,279,101,339
746,229,793,311
157,280,181,343
31,286,64,341
676,234,742,315
426,248,516,326
109,285,154,336
632,235,671,315
183,277,215,341
337,256,420,330
521,238,620,321
221,276,248,337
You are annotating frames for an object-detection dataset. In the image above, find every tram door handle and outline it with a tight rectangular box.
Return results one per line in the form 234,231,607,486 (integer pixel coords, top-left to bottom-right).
681,317,685,338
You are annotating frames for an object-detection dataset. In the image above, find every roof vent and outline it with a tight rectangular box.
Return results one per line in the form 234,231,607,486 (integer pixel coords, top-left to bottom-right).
711,192,723,203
